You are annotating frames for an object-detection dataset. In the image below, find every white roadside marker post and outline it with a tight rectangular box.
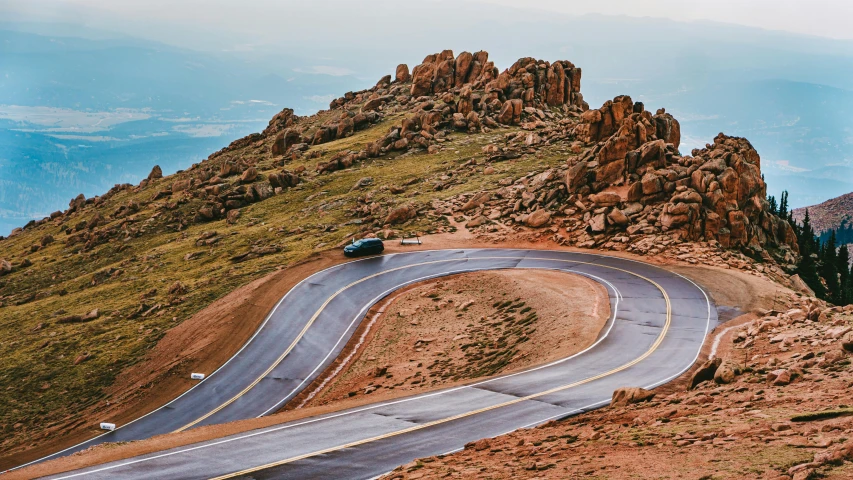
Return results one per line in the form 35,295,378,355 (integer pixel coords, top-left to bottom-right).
191,373,205,380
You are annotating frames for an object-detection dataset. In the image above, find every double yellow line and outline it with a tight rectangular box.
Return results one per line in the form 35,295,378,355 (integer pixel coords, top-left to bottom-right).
175,258,507,432
205,258,672,479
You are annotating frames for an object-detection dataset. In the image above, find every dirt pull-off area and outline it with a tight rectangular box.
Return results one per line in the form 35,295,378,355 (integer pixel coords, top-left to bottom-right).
294,269,610,409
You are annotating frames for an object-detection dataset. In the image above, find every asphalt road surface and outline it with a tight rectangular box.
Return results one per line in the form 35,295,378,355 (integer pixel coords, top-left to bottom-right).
36,249,715,479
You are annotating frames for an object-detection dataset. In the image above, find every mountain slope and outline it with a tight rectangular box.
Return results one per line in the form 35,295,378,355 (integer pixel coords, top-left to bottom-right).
792,191,853,234
0,49,800,465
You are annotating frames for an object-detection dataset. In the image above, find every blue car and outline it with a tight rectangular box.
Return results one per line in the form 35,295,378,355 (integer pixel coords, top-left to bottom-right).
343,238,385,257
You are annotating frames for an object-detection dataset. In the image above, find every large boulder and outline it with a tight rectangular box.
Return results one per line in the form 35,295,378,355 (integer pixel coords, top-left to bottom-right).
384,204,417,225
497,99,523,125
653,109,681,149
588,213,607,232
525,209,551,228
610,387,655,407
0,259,12,276
607,208,629,227
432,58,455,93
272,129,302,156
395,64,410,83
590,192,621,207
714,359,741,384
689,358,721,389
410,62,435,97
454,51,474,86
767,369,791,386
69,194,86,211
240,167,258,183
147,165,163,180
565,161,588,193
842,332,853,352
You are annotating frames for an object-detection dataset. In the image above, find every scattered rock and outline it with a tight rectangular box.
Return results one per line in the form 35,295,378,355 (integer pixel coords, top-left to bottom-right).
767,369,791,386
384,204,417,225
240,167,258,183
466,215,487,228
525,209,551,228
352,177,374,190
57,309,100,324
73,353,91,365
841,332,853,352
714,359,741,384
168,282,188,296
610,387,655,407
465,438,492,451
0,259,12,276
689,358,722,389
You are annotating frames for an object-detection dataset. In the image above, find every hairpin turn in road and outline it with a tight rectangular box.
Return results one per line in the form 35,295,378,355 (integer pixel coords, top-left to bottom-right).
36,249,714,480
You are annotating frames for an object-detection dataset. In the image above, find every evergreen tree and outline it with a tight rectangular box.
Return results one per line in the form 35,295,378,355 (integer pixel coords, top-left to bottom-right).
779,191,789,219
767,195,778,215
796,209,826,298
838,243,850,287
821,231,840,303
838,244,851,304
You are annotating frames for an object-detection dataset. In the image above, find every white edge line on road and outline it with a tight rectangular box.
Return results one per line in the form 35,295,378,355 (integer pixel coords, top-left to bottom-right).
39,249,712,479
45,264,623,480
9,255,386,472
641,271,713,390
258,263,621,416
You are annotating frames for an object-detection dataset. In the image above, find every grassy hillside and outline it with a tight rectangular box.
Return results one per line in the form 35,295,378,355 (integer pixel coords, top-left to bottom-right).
0,91,570,455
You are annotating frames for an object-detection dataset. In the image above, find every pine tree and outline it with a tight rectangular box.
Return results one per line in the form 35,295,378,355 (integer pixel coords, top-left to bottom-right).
838,243,850,287
838,244,851,305
796,209,826,298
767,195,778,215
821,231,840,303
779,191,789,219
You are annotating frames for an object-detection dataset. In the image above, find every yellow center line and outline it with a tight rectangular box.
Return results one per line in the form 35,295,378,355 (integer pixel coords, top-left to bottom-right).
207,261,672,480
174,257,506,432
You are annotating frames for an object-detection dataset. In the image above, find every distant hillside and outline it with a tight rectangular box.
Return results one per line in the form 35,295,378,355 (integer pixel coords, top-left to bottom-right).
0,29,367,235
792,191,853,235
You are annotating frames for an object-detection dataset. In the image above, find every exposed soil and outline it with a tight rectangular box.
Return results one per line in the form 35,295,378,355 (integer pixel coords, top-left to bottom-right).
7,231,815,479
293,269,609,410
383,297,853,480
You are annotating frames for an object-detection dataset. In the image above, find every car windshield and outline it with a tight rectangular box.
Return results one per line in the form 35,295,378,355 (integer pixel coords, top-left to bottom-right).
352,240,364,247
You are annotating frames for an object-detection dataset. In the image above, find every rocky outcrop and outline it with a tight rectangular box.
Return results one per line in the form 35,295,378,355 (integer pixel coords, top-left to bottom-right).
263,108,297,136
565,96,798,256
405,51,584,117
147,165,163,180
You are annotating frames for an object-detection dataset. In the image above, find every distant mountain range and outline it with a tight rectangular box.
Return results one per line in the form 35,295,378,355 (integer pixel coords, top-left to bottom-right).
0,28,369,234
2,11,853,235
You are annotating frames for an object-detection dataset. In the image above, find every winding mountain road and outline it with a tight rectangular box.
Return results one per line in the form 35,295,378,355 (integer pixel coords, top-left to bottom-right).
35,249,715,479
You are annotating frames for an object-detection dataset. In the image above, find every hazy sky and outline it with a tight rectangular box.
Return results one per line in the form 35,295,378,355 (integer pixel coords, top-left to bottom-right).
480,0,853,40
3,0,853,44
